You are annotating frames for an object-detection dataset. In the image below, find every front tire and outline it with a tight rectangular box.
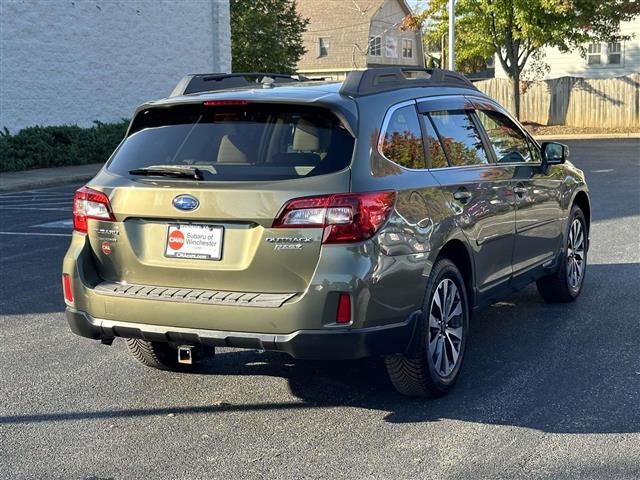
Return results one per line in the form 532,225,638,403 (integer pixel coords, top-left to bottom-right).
537,205,587,303
125,339,211,371
385,258,469,397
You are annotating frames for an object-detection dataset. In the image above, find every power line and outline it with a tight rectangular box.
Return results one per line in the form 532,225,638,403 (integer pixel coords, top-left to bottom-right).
301,11,407,34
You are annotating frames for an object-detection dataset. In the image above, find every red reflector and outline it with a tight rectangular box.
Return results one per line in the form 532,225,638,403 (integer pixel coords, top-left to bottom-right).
336,293,351,324
203,100,249,106
63,274,74,302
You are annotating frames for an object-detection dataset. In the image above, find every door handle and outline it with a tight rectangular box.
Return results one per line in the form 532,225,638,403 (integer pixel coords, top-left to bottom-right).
513,183,527,197
453,188,472,204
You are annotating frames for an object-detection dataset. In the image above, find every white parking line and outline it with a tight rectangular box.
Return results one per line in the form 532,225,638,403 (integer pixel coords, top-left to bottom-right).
0,202,71,207
0,231,72,237
0,193,73,198
0,207,69,211
592,169,614,173
32,219,73,229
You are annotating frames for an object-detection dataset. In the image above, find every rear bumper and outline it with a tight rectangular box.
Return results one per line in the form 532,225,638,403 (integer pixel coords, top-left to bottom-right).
66,307,420,360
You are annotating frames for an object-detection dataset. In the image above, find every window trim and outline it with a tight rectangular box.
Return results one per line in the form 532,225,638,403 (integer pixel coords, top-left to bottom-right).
418,113,451,169
587,42,602,65
416,95,496,170
586,41,625,68
369,35,382,57
465,95,543,167
378,95,544,173
318,37,330,57
377,99,430,172
402,38,413,58
607,41,623,65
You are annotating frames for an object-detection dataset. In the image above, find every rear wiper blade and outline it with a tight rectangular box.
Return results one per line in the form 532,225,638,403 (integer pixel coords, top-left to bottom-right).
128,165,204,180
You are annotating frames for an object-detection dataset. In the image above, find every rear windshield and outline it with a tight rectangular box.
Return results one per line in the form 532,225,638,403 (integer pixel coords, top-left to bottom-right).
107,104,354,181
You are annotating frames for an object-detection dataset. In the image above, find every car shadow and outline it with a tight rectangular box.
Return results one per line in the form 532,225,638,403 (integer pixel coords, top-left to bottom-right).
2,263,638,436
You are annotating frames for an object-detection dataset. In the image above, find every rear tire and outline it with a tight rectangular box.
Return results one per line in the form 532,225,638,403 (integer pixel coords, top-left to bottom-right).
537,205,587,303
385,258,469,397
125,339,211,371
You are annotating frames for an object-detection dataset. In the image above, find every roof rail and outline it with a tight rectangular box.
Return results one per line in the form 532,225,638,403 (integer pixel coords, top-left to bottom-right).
170,73,313,97
339,67,478,97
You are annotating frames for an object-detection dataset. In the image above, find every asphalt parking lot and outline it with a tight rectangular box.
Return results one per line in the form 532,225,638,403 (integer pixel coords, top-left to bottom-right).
1,138,639,479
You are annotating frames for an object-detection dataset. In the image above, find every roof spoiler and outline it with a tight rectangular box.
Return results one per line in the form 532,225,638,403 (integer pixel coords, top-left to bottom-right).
170,73,314,97
339,67,478,97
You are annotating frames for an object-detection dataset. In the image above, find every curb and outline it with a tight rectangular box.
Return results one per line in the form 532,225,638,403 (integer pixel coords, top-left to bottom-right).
533,133,640,140
0,173,97,193
0,164,102,193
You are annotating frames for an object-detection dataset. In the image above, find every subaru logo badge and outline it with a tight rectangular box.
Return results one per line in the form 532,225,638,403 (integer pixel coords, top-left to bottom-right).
173,195,199,211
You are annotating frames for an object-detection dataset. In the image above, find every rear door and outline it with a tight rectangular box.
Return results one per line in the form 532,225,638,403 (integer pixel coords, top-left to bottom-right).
89,102,355,294
417,97,516,293
473,103,563,273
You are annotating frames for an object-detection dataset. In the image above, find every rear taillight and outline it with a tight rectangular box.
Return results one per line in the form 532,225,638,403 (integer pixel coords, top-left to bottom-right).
273,191,396,244
73,186,115,233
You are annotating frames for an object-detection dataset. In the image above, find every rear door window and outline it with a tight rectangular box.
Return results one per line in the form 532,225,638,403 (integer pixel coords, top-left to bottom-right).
380,104,426,169
107,104,354,181
476,110,533,163
427,110,489,167
422,116,449,168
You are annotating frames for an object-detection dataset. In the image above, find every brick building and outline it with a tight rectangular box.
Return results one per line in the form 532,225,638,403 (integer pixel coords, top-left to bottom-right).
0,0,231,132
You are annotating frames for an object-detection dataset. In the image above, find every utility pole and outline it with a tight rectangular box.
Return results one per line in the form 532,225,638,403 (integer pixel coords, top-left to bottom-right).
448,0,455,70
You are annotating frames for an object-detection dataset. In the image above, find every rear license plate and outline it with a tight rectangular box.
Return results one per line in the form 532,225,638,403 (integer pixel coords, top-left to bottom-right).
165,224,223,260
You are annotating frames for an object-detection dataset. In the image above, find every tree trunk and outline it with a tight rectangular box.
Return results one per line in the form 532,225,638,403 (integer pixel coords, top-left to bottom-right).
511,71,521,120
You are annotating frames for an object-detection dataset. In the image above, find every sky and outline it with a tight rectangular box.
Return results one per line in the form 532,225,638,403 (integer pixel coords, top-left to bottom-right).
406,0,429,13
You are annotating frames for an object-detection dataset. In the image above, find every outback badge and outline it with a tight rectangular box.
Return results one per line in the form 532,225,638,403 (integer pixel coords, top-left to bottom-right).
266,236,312,251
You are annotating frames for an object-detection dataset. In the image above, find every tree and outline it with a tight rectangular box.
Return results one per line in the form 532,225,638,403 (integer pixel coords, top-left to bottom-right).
408,0,640,119
230,0,309,74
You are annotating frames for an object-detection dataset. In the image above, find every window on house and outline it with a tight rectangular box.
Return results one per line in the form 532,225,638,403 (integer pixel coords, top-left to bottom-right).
587,43,602,65
369,36,381,56
402,39,413,58
319,37,329,57
608,42,622,64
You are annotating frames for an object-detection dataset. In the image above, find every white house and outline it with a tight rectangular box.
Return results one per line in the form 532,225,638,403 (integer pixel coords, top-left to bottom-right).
0,0,231,132
495,18,640,79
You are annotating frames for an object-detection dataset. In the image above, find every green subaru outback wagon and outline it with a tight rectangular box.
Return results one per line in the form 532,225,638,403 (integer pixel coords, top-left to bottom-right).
63,68,591,397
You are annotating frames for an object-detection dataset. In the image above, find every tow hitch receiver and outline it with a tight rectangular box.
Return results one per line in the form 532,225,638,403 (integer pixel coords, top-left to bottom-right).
177,345,193,365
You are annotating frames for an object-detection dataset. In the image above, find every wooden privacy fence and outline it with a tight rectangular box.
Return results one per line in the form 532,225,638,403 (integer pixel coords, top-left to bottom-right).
474,73,640,128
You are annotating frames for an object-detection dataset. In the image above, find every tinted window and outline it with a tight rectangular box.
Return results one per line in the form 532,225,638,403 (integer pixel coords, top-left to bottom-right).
428,110,489,166
422,116,449,168
527,138,542,163
107,104,354,181
476,110,533,163
380,105,426,169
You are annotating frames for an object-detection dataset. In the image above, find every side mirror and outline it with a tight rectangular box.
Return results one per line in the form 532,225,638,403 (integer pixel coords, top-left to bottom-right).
541,142,569,165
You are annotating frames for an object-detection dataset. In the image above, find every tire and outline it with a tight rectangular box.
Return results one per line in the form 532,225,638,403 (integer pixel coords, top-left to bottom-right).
385,258,470,398
125,339,211,371
537,205,587,303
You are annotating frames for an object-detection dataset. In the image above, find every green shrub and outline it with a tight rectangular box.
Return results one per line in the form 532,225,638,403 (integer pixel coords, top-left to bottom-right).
0,120,129,172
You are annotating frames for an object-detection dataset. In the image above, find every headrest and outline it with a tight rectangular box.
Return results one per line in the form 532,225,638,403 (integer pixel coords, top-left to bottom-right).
217,134,248,163
293,119,320,152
